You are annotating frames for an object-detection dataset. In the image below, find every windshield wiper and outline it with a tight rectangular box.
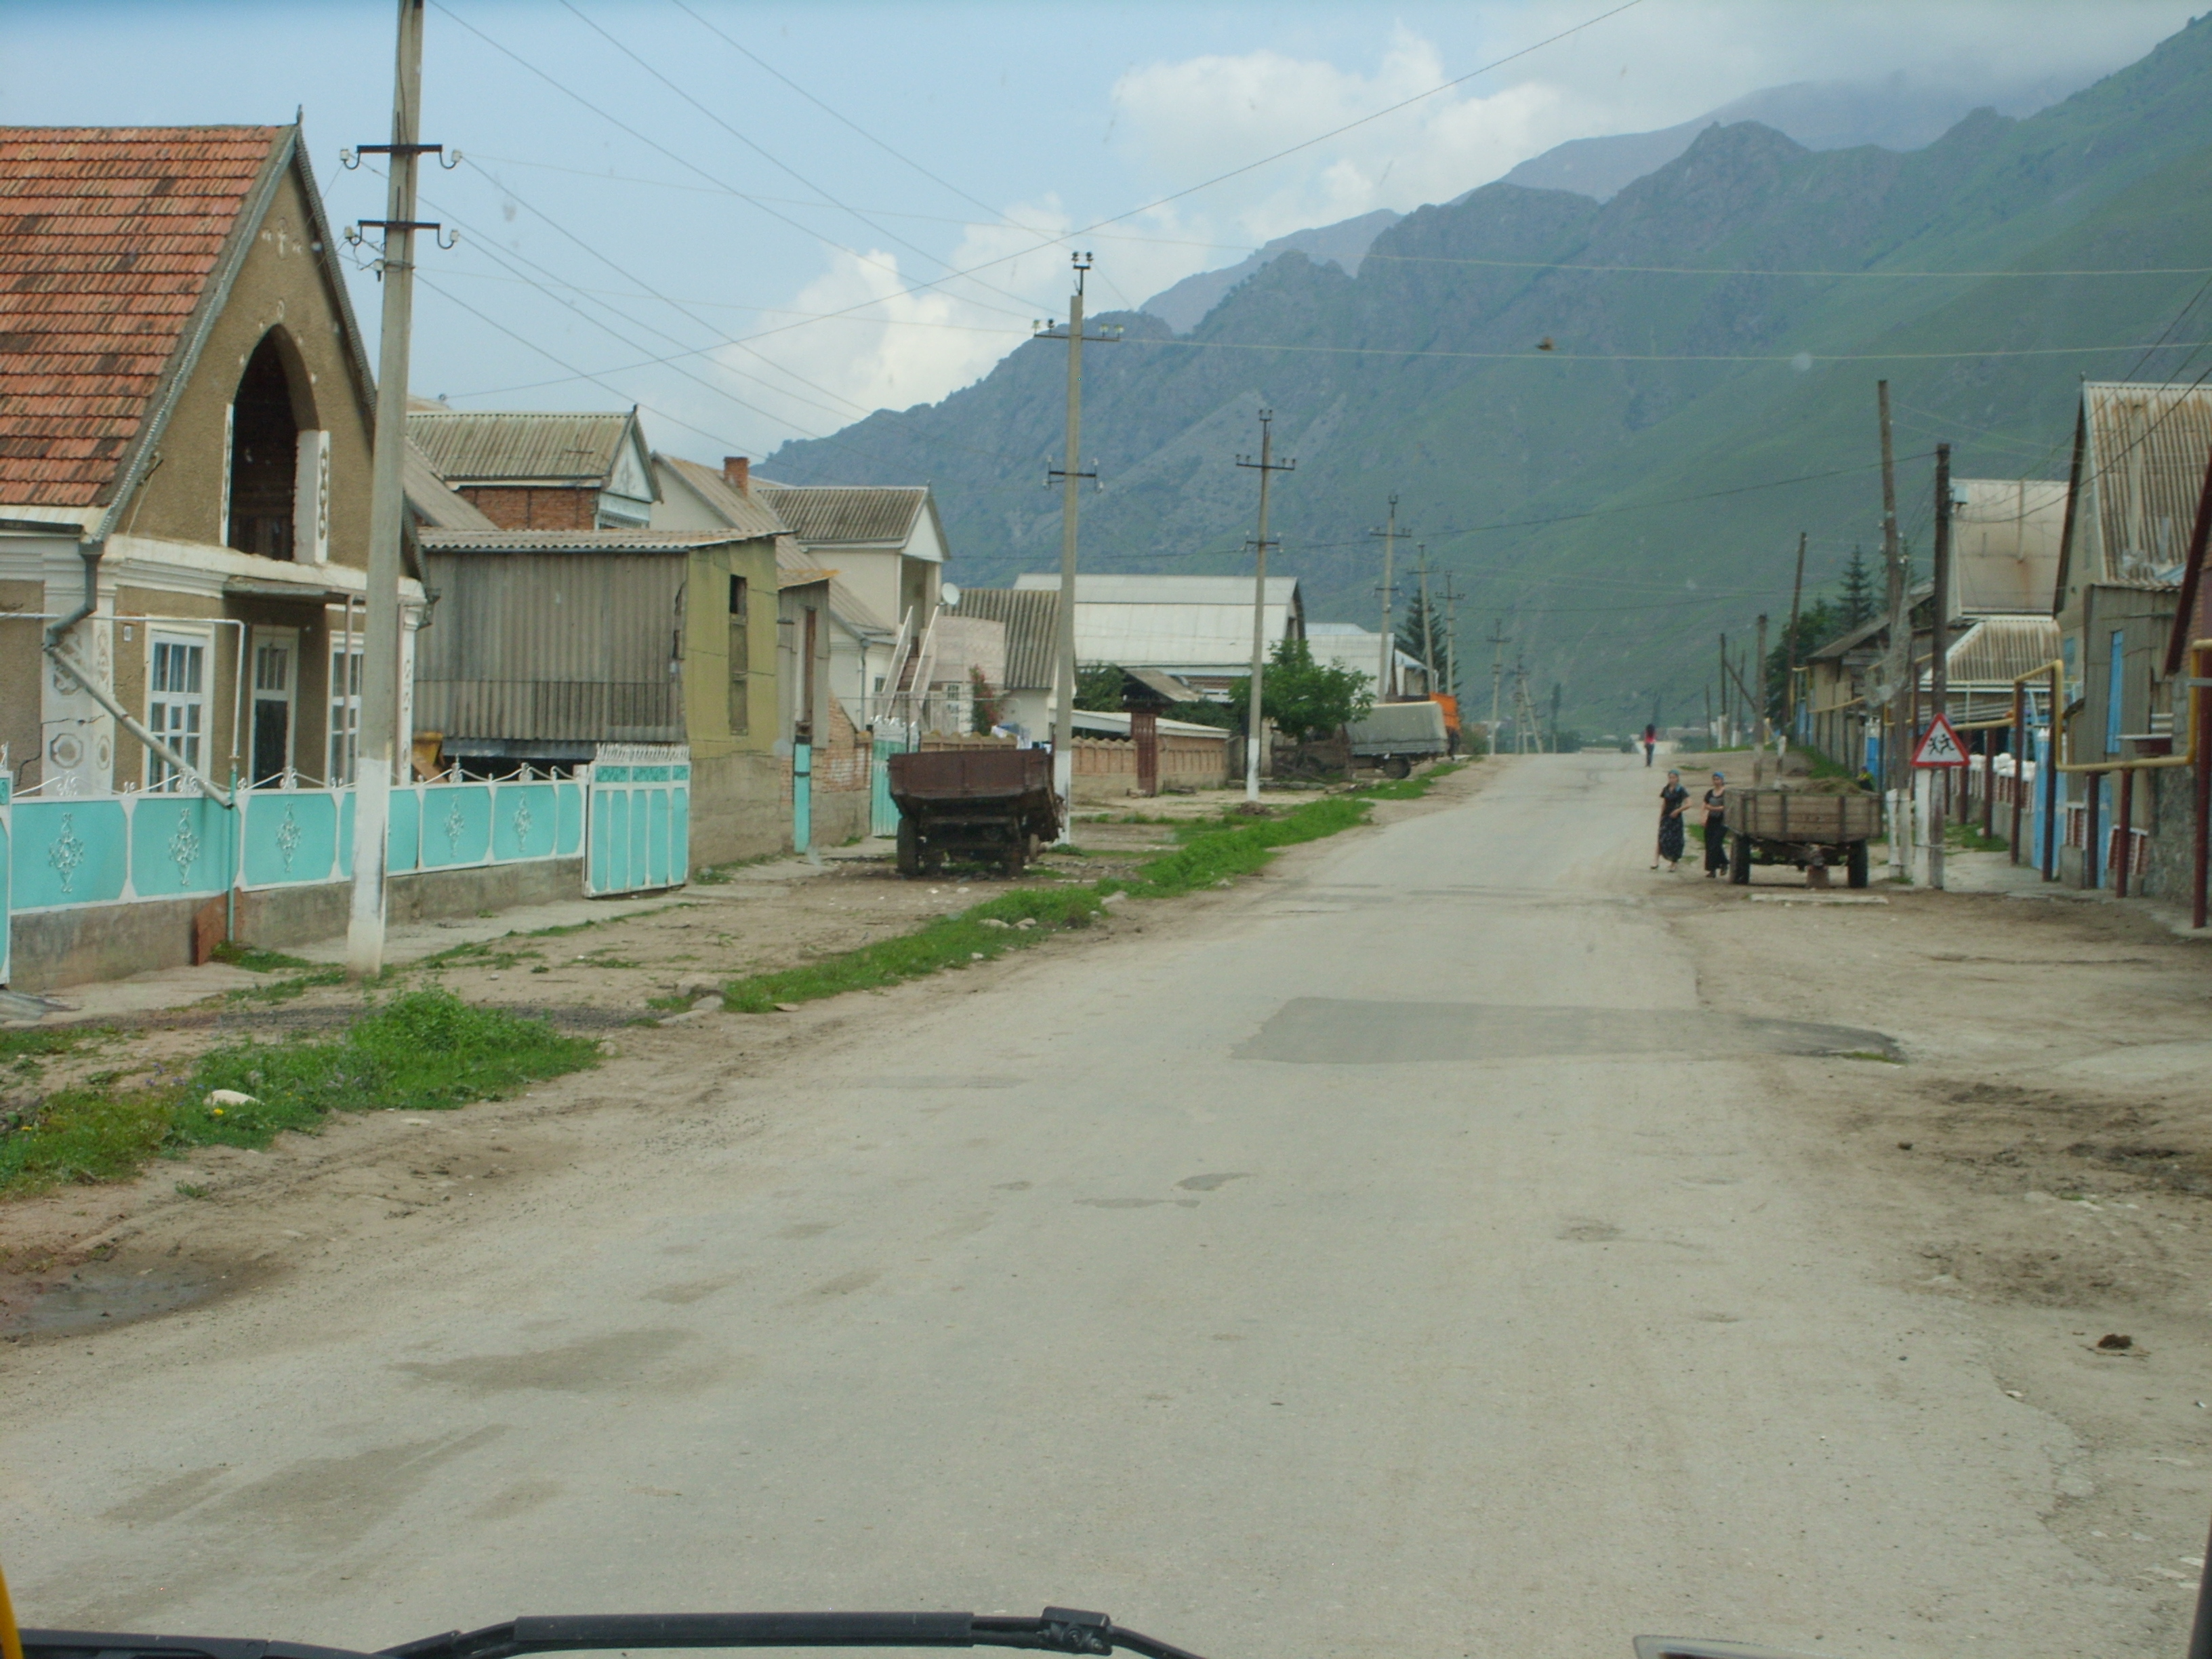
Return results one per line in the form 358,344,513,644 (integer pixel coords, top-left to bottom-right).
24,1607,1208,1659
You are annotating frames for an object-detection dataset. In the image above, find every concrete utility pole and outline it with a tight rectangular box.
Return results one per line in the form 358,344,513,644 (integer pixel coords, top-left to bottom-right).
1038,253,1120,834
1718,633,1731,747
1440,575,1459,710
1414,545,1436,693
1929,441,1953,892
1754,613,1770,785
1877,379,1910,874
1785,531,1807,736
346,0,432,981
1487,620,1508,756
1370,495,1397,697
1236,409,1294,802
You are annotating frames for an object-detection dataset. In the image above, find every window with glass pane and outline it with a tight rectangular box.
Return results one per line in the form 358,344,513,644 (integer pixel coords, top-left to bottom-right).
148,636,207,790
329,640,363,784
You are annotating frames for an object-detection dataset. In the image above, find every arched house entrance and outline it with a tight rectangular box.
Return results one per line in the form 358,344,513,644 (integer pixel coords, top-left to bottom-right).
224,327,329,567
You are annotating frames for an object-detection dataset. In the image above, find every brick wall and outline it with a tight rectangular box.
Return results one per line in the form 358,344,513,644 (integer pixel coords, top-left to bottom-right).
458,485,600,531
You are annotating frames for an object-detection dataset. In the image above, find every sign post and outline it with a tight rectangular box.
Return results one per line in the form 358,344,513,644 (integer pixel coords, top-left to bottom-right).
1911,714,1969,771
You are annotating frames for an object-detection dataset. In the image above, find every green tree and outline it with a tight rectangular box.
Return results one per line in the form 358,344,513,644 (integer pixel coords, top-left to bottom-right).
1227,638,1375,743
1837,546,1878,631
1073,663,1126,712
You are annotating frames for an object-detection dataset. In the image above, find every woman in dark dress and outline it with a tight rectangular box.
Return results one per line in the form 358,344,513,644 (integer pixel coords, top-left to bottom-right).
1654,770,1689,870
1702,771,1729,878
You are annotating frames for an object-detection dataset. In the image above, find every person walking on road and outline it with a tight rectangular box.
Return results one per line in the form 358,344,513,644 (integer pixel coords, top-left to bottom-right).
1643,724,1657,767
1702,770,1729,878
1653,769,1688,871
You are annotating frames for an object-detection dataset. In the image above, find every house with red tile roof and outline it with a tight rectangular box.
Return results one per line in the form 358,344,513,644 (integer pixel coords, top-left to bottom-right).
0,123,432,807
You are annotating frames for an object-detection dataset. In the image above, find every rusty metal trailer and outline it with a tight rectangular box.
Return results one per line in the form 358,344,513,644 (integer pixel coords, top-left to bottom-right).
1726,786,1881,888
886,748,1061,878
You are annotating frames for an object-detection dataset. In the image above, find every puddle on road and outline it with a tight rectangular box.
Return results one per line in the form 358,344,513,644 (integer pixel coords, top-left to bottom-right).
1239,998,1900,1065
3,1262,232,1338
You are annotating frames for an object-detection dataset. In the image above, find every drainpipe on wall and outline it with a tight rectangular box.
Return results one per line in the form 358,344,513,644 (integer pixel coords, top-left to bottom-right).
39,527,235,809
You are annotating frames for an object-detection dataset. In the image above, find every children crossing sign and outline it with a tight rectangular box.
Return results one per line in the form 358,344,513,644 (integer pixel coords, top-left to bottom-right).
1912,713,1969,768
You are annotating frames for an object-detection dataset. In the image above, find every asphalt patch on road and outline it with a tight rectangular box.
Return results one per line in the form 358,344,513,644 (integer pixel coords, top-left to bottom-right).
1237,997,1900,1065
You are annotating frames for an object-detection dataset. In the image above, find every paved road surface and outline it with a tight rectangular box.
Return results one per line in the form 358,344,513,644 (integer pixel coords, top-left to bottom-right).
5,757,2128,1659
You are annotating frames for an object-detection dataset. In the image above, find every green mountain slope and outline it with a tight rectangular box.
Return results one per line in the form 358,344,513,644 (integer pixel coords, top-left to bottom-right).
764,18,2212,731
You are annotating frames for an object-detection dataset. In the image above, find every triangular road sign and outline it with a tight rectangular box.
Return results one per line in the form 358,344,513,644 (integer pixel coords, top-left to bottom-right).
1912,713,1969,768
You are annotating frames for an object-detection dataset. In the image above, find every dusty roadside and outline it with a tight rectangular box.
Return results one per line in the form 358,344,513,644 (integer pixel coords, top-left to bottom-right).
1671,863,2212,1634
0,763,1489,1334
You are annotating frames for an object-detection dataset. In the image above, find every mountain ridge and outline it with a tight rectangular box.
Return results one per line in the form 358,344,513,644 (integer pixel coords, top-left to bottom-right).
767,17,2212,731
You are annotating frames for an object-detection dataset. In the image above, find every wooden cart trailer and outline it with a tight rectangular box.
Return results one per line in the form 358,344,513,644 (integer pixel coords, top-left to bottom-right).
886,748,1061,878
1347,700,1449,778
1727,786,1881,888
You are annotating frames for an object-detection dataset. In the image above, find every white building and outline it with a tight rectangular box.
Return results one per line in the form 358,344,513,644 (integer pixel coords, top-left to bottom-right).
1305,620,1431,697
1009,572,1305,693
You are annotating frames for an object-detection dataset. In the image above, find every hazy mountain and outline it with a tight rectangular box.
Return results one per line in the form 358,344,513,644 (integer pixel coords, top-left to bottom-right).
1501,74,2062,202
767,18,2212,732
1141,209,1400,333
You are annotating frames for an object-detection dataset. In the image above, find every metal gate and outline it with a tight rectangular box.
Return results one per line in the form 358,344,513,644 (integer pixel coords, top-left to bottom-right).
586,743,690,897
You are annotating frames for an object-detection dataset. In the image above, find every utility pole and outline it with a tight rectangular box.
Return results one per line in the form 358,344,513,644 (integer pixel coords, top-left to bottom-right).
1236,409,1294,802
1785,531,1807,737
346,0,432,981
1038,253,1120,835
1370,495,1397,697
1440,575,1460,708
1414,545,1436,693
1718,633,1731,747
1877,380,1910,875
1929,441,1952,891
1487,620,1508,756
1754,613,1770,785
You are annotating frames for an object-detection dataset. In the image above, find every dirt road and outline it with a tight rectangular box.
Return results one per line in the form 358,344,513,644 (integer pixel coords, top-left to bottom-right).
5,755,2210,1659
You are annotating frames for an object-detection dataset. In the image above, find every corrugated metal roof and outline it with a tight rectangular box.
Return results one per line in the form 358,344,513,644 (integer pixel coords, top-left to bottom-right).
2076,382,2212,587
1010,573,1303,676
418,528,741,552
1953,478,2064,615
654,453,788,539
0,125,283,506
409,410,634,486
405,439,495,529
1932,615,2062,687
949,587,1058,690
755,483,926,544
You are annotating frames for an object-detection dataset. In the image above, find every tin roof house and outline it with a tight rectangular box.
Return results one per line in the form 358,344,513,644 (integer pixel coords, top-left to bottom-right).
1009,572,1306,694
408,406,657,531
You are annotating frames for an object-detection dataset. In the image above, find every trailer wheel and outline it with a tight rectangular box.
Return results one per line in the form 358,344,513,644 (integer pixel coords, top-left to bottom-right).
1730,832,1753,885
1847,839,1871,888
1384,754,1412,779
896,817,921,878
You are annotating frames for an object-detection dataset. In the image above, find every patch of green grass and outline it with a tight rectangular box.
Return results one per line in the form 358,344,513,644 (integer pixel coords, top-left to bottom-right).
209,940,315,972
1351,760,1467,802
0,990,600,1195
720,760,1455,1016
722,886,1108,1013
0,1025,109,1065
1946,821,2011,853
224,966,348,1005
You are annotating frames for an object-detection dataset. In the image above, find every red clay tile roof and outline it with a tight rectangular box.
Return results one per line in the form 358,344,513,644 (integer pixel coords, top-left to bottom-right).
0,125,283,507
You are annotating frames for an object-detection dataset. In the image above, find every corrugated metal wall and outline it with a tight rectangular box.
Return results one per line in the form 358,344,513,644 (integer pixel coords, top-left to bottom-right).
2084,384,2212,583
417,552,684,741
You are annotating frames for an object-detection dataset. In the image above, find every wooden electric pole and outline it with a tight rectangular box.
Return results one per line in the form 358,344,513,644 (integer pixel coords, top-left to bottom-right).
1236,410,1294,802
1878,380,1909,872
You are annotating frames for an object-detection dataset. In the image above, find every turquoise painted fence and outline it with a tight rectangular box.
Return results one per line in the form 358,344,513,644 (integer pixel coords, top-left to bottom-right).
5,777,586,918
871,739,899,837
586,745,690,896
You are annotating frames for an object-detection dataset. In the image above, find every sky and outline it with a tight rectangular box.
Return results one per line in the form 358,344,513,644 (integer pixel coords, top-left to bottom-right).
3,0,2200,470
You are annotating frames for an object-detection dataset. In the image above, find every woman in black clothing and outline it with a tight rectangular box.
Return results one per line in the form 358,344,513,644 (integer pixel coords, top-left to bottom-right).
1702,771,1729,877
1653,770,1688,870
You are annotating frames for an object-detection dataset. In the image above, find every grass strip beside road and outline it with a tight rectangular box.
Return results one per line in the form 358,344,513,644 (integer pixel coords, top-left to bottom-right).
0,990,600,1195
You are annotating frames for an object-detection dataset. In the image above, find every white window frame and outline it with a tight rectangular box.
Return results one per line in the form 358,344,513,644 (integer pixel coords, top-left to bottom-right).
249,626,300,787
146,629,211,792
328,632,363,786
